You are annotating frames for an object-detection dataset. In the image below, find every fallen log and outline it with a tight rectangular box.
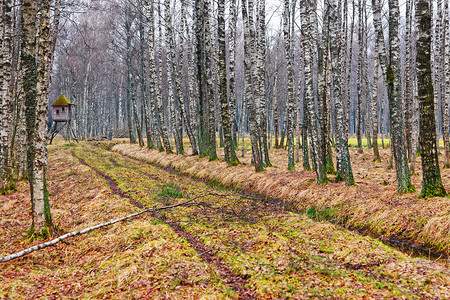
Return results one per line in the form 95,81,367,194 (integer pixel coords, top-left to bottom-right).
0,199,196,263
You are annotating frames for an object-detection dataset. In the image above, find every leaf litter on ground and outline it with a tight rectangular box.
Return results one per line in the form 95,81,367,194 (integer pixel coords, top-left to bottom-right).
1,141,450,299
113,139,450,257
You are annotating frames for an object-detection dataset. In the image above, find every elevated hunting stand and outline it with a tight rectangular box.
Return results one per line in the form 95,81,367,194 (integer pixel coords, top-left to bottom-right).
49,95,78,144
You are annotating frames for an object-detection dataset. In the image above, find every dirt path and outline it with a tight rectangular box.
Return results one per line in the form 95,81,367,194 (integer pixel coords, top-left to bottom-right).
70,143,450,299
1,145,232,298
71,150,256,299
2,143,449,298
112,142,450,258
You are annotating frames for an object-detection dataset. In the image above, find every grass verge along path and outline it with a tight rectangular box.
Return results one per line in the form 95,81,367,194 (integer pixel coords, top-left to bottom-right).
71,149,255,299
74,142,450,298
112,142,450,257
0,144,229,299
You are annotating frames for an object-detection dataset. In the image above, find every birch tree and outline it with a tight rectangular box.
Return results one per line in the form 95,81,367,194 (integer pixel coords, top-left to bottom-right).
300,49,311,171
386,0,414,193
204,0,218,161
433,0,441,150
165,0,183,154
145,0,163,151
332,0,355,185
416,0,446,198
124,5,137,144
185,9,199,155
284,0,295,170
441,0,450,168
372,0,413,193
0,0,13,193
363,1,371,149
22,0,54,235
404,0,414,167
301,0,327,183
445,0,450,156
218,0,238,165
195,0,210,157
372,0,388,163
371,35,380,162
228,0,238,147
157,1,172,153
138,3,153,149
319,0,335,174
242,0,263,172
356,0,363,154
258,0,270,167
131,74,144,147
179,0,197,155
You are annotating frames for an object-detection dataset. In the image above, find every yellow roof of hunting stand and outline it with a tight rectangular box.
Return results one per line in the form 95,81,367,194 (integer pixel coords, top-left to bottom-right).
52,95,76,106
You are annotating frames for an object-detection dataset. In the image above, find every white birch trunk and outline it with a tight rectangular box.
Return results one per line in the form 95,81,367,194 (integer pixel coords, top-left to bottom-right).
442,0,450,167
0,0,13,191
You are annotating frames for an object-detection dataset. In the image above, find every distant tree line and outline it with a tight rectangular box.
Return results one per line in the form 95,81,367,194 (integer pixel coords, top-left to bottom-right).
46,0,450,196
1,0,449,237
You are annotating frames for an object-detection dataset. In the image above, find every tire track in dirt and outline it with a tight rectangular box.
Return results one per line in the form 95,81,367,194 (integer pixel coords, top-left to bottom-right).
110,155,164,183
72,151,145,209
120,151,450,278
85,146,450,296
111,148,448,260
109,158,120,167
71,150,255,299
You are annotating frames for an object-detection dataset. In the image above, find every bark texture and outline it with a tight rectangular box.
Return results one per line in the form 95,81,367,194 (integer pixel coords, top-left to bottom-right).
284,0,295,170
301,0,327,183
146,0,163,151
442,0,450,168
416,0,446,198
242,0,263,172
204,0,217,161
331,0,354,185
165,0,183,154
258,0,270,167
157,1,172,153
22,0,53,235
0,0,13,192
218,0,238,165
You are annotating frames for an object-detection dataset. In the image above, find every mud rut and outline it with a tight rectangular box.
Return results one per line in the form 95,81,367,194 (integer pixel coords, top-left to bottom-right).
72,151,255,299
69,146,450,299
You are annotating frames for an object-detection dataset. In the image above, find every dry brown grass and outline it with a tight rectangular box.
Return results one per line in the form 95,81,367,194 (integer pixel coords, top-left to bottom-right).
3,141,450,298
0,143,227,299
113,142,450,256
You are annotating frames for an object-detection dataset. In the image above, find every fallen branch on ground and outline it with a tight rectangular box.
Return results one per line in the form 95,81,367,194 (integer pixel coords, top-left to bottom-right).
1,192,258,262
0,198,199,263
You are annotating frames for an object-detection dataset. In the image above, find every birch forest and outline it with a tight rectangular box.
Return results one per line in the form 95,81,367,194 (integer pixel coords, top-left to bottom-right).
2,0,450,298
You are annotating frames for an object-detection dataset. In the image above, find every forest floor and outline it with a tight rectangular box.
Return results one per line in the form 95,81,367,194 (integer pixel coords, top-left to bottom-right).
0,141,450,299
112,137,450,258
